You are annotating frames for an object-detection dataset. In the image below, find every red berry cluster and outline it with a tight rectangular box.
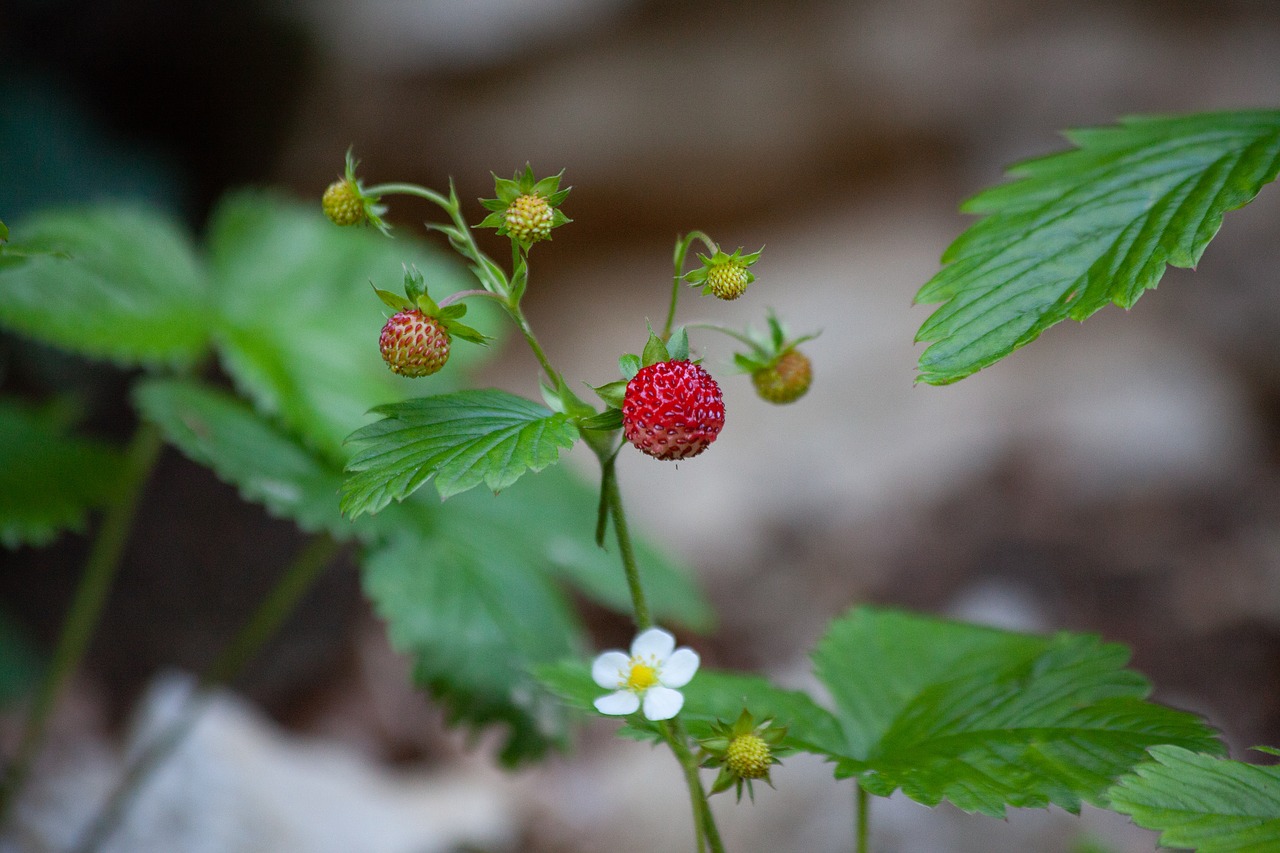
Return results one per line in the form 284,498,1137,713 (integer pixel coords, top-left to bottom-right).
622,360,725,460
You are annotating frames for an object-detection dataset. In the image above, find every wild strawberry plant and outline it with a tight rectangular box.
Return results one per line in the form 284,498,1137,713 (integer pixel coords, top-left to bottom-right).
0,108,1277,852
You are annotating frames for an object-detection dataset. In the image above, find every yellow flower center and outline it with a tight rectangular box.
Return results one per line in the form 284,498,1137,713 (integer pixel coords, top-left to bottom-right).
626,661,660,691
726,733,772,779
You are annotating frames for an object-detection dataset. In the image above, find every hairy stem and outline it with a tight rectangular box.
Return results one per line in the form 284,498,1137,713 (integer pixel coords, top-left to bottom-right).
0,420,165,827
71,534,344,853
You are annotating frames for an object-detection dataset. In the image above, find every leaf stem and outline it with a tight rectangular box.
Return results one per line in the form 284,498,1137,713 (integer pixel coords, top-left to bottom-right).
665,231,718,340
70,533,344,853
856,781,869,853
0,419,165,828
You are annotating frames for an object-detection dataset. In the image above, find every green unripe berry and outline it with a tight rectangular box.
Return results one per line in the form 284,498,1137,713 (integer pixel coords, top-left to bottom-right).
725,733,772,779
323,180,364,226
752,350,812,404
706,260,751,300
505,194,554,243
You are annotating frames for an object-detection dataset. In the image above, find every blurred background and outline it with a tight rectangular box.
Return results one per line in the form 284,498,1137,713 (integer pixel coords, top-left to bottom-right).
2,0,1280,850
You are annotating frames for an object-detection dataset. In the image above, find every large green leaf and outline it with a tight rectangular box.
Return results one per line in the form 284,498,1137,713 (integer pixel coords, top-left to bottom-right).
206,191,497,460
363,527,582,766
0,398,124,548
811,607,1223,816
1109,746,1280,852
438,466,713,631
342,389,579,516
915,110,1280,384
132,378,405,542
0,206,210,367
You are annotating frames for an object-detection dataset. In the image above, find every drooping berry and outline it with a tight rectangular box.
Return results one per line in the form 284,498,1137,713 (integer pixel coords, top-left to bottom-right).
751,350,812,404
725,733,773,780
379,309,451,377
706,260,751,300
623,360,725,461
322,179,364,226
504,194,555,244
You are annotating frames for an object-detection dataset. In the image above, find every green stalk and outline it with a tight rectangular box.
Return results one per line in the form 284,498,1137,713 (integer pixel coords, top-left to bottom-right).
0,420,165,827
597,451,651,631
664,231,717,339
856,782,869,853
71,534,344,853
664,720,725,853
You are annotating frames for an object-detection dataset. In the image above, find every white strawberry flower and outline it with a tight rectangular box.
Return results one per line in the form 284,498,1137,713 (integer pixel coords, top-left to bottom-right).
591,627,700,721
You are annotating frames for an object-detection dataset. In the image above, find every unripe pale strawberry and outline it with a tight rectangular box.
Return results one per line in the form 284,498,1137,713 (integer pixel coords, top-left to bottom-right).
379,309,451,377
504,194,554,243
323,179,364,226
623,360,725,460
752,350,812,404
725,734,773,779
706,261,750,300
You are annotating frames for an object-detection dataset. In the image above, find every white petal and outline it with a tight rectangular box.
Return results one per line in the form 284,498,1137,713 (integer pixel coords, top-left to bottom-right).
642,686,684,721
591,651,631,689
631,627,675,662
594,690,640,716
658,648,699,688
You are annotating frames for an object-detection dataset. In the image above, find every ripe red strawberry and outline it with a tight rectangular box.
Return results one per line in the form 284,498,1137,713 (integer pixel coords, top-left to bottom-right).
379,309,451,377
623,360,725,460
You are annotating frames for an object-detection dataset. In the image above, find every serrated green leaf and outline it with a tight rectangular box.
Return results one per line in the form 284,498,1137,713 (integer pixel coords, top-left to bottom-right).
0,206,210,367
364,527,581,766
207,192,497,460
812,607,1222,817
1109,746,1280,852
342,389,579,516
132,378,400,542
439,464,712,631
915,110,1280,384
0,397,124,549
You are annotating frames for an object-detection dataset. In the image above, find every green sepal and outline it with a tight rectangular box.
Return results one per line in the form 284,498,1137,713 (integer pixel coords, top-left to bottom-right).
477,210,506,228
618,354,641,379
402,265,427,303
592,381,628,409
532,171,566,198
667,326,690,362
442,320,490,346
438,303,468,320
641,330,671,367
577,408,623,432
373,286,412,312
550,209,573,229
479,198,508,213
709,767,737,796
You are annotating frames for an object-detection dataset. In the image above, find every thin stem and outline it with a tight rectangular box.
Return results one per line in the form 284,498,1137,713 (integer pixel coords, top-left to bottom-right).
663,720,725,853
362,182,451,208
0,420,165,827
856,782,869,853
504,298,564,390
71,534,344,853
665,231,718,340
599,457,651,630
436,289,505,309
